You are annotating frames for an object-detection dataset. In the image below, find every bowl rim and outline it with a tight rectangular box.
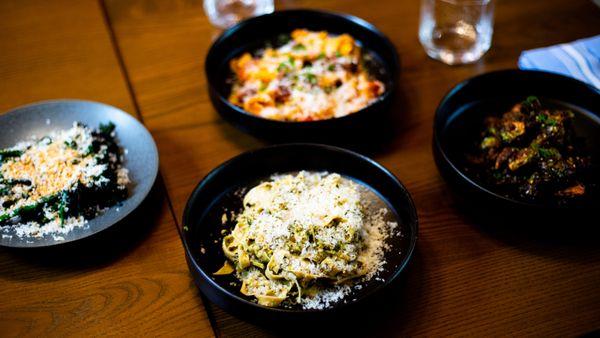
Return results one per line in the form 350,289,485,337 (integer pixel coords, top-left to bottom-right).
204,8,400,126
433,69,600,209
181,143,418,314
0,98,159,247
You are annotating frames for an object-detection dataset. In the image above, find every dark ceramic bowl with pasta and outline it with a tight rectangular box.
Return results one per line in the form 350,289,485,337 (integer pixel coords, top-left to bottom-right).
181,144,417,321
205,9,399,142
433,70,600,225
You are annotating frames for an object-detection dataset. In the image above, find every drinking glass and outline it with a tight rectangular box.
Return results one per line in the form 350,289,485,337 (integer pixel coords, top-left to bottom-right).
203,0,274,29
419,0,495,65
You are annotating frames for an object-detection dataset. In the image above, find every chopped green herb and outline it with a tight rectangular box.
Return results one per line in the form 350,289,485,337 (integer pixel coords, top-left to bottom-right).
276,33,291,45
536,113,547,123
99,122,116,134
316,52,326,60
327,64,335,71
536,113,557,126
0,194,57,223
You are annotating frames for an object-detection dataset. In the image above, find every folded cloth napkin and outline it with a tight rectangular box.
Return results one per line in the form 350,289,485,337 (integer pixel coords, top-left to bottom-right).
518,35,600,89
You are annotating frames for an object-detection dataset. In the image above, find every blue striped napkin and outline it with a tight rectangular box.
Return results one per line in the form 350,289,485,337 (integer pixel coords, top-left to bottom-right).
518,35,600,89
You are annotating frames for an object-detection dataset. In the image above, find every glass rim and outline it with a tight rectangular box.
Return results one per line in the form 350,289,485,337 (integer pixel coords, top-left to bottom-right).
436,0,493,6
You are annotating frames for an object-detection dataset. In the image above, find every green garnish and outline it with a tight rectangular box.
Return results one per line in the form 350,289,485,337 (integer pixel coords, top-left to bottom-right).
292,44,306,51
0,194,57,223
277,62,289,72
58,191,68,227
316,52,326,60
524,96,538,106
327,64,335,71
64,140,77,149
276,33,291,45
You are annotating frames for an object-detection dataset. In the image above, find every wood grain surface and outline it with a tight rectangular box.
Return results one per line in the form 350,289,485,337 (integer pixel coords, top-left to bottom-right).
1,0,599,336
0,0,213,336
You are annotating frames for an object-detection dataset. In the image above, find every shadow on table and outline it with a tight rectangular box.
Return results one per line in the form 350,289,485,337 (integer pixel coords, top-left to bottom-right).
0,176,167,279
209,247,426,338
451,194,600,261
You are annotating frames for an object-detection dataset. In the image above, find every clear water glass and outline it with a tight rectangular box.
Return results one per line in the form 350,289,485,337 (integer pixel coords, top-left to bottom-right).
419,0,495,65
203,0,274,29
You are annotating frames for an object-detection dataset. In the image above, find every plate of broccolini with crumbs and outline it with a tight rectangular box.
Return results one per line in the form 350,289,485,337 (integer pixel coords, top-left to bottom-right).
0,100,158,247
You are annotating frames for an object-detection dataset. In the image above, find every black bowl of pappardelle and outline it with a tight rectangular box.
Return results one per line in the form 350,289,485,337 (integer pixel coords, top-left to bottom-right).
0,100,159,247
433,69,600,221
205,9,399,141
182,144,417,320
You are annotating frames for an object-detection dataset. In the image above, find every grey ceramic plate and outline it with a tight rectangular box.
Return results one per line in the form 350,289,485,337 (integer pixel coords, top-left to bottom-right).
0,99,159,248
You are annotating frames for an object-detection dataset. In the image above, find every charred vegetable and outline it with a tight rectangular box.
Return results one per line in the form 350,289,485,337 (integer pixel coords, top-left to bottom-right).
0,122,129,229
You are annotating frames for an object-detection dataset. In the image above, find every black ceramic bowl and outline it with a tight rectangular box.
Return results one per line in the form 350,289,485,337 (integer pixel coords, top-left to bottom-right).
205,9,399,141
433,69,600,217
181,144,417,320
0,99,159,247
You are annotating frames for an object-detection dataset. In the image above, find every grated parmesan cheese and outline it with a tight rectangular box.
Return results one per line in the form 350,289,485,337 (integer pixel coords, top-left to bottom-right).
221,171,400,309
0,122,129,240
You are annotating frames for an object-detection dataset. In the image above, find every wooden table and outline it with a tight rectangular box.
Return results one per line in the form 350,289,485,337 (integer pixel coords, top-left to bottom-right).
1,0,599,336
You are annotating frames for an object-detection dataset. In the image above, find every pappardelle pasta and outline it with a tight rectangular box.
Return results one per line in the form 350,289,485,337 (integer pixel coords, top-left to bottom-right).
217,171,395,308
